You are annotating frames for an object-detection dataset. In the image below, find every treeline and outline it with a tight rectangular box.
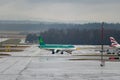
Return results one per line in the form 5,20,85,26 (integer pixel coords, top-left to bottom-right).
26,34,38,43
0,20,120,31
25,28,120,45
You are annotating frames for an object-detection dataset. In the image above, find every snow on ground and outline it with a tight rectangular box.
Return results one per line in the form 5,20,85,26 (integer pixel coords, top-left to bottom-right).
0,45,120,80
0,38,8,42
20,38,26,44
73,45,100,55
73,49,100,55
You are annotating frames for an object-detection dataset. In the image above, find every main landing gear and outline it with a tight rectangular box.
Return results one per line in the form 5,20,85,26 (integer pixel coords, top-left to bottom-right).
51,50,64,54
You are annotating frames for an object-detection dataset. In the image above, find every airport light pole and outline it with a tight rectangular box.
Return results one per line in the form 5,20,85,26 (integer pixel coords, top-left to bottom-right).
100,22,105,67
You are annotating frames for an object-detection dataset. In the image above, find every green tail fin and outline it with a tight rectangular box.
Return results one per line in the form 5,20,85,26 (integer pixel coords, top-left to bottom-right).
39,36,45,45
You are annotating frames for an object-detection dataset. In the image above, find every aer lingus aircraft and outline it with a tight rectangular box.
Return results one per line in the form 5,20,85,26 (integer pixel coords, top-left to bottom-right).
38,36,78,54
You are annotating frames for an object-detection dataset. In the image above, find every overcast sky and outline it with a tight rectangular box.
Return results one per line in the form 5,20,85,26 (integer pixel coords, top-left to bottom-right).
0,0,120,23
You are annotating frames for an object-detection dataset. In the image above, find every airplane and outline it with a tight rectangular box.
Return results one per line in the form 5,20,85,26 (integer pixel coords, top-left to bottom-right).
110,37,120,48
107,37,120,55
38,36,78,54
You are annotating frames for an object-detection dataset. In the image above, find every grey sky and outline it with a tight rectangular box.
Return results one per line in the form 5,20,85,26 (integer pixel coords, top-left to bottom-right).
0,0,120,23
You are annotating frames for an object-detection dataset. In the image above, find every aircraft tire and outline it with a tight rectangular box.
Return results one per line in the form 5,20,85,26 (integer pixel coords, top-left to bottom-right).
61,51,64,54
